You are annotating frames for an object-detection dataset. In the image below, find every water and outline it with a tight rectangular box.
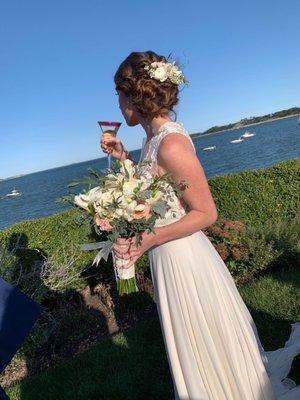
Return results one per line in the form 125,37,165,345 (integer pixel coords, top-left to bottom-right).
0,115,299,230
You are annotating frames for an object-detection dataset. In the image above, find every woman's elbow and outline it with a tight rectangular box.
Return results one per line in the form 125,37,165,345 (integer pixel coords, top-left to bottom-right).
193,208,218,228
206,207,218,226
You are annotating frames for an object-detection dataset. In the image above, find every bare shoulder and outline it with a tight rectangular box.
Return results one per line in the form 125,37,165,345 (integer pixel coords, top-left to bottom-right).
158,131,195,154
157,132,197,175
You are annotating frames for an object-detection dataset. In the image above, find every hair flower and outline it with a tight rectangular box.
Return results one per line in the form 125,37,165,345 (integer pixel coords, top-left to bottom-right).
143,57,188,86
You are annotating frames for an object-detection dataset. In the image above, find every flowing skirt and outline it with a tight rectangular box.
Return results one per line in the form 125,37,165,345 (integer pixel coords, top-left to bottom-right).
148,228,300,400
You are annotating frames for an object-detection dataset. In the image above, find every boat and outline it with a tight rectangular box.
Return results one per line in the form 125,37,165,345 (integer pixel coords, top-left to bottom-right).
230,137,244,143
298,116,300,125
241,131,256,138
6,188,22,197
203,145,216,151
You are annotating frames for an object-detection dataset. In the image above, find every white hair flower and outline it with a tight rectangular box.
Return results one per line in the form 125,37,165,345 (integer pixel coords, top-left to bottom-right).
143,59,188,86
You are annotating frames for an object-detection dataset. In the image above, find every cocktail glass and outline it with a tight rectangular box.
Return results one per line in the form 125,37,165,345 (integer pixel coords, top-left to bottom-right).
98,121,122,170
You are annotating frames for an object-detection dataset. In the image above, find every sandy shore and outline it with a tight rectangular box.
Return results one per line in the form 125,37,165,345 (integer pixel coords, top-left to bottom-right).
190,113,300,138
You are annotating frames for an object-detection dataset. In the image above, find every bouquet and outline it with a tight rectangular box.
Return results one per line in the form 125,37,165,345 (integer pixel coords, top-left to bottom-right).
71,158,188,296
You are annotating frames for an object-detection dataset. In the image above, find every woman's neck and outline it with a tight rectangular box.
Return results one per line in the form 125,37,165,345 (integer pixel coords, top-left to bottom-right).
139,115,174,141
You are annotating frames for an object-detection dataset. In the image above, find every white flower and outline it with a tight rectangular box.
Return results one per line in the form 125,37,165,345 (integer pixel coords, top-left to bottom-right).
88,186,102,202
151,66,168,82
119,159,136,179
99,190,114,205
74,186,102,210
122,180,140,196
169,67,182,84
125,199,138,213
74,194,90,210
144,59,188,85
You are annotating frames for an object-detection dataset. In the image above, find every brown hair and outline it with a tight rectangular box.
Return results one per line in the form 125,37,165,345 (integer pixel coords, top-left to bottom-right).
114,51,179,120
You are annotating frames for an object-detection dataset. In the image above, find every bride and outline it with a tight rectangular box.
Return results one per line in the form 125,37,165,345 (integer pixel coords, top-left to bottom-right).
100,51,300,399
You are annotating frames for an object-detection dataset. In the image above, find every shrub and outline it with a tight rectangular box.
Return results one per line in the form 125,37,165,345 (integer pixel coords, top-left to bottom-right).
204,211,300,285
0,210,102,292
0,158,298,294
209,158,299,226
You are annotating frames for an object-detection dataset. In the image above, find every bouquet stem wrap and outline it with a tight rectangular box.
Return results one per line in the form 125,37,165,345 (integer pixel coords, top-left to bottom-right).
80,240,139,296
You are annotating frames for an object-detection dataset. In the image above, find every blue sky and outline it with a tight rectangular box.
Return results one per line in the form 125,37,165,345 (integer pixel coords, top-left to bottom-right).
1,0,299,178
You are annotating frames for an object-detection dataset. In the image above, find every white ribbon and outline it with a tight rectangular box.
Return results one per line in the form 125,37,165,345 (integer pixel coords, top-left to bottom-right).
80,240,135,280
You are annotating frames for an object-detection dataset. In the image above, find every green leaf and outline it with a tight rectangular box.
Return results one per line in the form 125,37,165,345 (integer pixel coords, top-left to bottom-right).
152,200,169,217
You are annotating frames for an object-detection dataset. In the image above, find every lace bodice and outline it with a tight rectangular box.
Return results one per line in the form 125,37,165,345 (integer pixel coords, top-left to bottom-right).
138,121,196,174
138,121,196,227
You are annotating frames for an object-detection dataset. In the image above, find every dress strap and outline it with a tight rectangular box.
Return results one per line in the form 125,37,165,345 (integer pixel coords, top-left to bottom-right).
138,121,196,176
154,121,196,155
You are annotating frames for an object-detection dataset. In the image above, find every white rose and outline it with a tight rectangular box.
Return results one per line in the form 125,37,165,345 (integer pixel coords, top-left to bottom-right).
101,190,115,205
123,210,133,222
120,198,137,213
94,190,117,212
122,180,139,196
152,66,168,82
113,208,124,218
126,200,138,213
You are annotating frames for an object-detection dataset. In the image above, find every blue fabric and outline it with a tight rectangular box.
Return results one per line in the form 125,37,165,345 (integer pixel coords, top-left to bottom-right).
0,386,9,400
0,277,42,399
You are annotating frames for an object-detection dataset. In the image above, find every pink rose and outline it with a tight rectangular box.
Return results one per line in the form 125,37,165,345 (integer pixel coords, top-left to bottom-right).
94,215,113,231
133,199,152,220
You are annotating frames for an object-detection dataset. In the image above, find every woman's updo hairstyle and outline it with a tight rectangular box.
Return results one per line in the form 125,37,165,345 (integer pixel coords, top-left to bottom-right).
114,51,179,120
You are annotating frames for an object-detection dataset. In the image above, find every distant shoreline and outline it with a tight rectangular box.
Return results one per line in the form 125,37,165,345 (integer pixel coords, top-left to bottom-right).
0,174,25,182
190,113,300,138
2,112,299,180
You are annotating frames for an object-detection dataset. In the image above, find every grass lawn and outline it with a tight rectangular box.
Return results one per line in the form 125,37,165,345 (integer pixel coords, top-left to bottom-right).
6,265,300,400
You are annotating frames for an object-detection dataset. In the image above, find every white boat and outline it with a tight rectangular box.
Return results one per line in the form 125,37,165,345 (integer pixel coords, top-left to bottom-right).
203,145,216,151
230,137,244,143
298,117,300,125
241,131,256,138
6,188,22,197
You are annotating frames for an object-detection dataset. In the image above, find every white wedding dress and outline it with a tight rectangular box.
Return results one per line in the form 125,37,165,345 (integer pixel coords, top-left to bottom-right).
138,120,300,400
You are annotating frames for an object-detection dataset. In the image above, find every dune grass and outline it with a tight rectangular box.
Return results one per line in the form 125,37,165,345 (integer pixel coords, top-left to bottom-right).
6,264,299,400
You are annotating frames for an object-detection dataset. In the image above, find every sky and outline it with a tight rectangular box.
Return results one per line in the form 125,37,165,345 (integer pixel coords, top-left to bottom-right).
0,0,299,178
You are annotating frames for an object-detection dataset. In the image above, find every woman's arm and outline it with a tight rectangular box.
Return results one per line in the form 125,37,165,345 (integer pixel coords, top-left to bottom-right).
113,133,218,263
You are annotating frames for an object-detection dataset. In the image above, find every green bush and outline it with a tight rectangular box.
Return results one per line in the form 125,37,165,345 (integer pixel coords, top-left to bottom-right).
244,209,300,271
0,158,298,295
0,209,101,292
209,157,299,226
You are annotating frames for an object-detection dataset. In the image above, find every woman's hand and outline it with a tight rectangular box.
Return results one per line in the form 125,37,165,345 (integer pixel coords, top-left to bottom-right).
100,135,127,160
112,231,156,269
